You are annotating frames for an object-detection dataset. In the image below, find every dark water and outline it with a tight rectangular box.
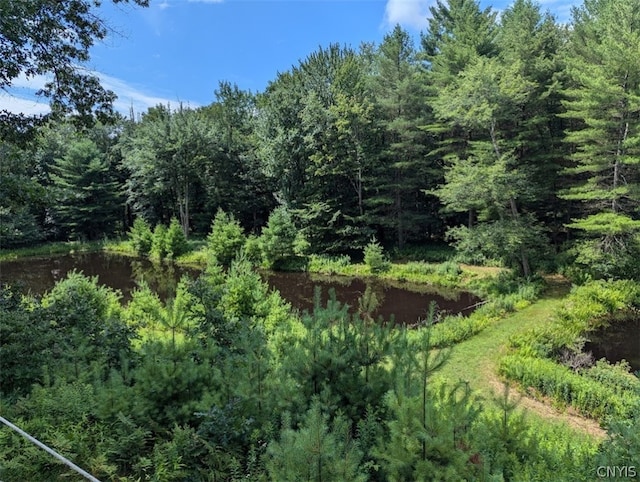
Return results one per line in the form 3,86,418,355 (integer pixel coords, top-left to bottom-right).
0,252,197,302
584,318,640,372
0,252,480,323
262,271,481,324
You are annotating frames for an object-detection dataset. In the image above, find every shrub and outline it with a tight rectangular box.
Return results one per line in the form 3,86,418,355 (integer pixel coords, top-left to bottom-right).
207,209,245,267
242,234,262,264
0,206,45,248
150,224,168,260
260,207,307,269
434,260,462,277
40,271,130,377
498,354,640,421
165,218,189,259
363,239,390,274
307,254,351,274
129,217,153,256
583,360,640,396
429,313,494,348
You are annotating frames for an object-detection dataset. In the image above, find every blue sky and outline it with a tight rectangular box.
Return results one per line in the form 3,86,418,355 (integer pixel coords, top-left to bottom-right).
1,0,578,116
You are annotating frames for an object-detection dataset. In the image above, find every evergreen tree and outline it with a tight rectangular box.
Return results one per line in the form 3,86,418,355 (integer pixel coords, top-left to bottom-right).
207,209,246,267
369,26,440,247
266,400,367,482
51,138,122,240
560,0,640,278
496,0,569,252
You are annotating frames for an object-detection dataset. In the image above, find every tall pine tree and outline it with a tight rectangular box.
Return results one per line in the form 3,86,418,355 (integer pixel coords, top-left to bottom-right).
561,0,640,278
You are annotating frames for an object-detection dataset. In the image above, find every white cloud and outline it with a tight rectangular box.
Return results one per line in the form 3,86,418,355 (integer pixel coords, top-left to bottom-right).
0,92,50,116
187,0,224,3
384,0,431,31
9,73,50,91
97,72,198,114
0,71,198,117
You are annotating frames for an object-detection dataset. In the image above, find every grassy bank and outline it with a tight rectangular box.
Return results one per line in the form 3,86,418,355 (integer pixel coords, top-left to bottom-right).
434,285,608,442
0,241,104,262
102,239,208,267
307,253,504,291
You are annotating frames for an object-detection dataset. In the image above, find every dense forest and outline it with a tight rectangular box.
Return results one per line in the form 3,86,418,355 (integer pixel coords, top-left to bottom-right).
1,0,640,480
2,0,639,281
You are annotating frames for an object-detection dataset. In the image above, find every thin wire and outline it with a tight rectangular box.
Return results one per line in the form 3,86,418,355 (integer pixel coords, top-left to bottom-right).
0,415,101,482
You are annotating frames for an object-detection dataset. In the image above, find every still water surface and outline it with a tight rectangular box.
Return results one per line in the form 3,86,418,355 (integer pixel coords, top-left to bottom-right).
0,252,479,324
2,252,638,368
584,318,640,372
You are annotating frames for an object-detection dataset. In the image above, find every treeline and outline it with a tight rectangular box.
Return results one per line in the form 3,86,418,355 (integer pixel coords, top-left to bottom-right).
3,0,640,279
1,262,634,481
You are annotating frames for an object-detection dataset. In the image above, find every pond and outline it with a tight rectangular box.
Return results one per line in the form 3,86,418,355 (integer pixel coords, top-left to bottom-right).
262,271,481,324
0,252,480,324
584,318,640,372
0,252,196,302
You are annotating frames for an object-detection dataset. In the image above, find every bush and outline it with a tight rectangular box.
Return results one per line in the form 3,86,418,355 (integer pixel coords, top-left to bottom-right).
583,360,640,396
165,218,189,259
260,207,307,270
242,234,262,264
434,260,462,277
307,254,351,274
500,280,640,421
207,209,245,267
129,217,153,256
499,354,639,421
150,224,168,260
363,239,390,274
0,206,45,248
40,271,130,378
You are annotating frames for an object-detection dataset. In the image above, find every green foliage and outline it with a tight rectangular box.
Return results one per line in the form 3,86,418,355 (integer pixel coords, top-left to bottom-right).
597,407,640,478
219,256,269,320
165,217,190,259
129,217,153,256
0,206,45,248
560,0,640,276
501,280,640,421
260,207,308,269
566,237,640,281
376,382,482,481
499,353,639,421
51,138,123,240
242,234,263,264
584,360,640,397
279,289,396,424
306,254,352,274
391,244,455,263
267,401,367,482
448,217,549,274
207,209,246,267
40,271,131,379
10,2,640,476
0,286,51,396
363,239,390,274
150,223,168,260
0,0,148,125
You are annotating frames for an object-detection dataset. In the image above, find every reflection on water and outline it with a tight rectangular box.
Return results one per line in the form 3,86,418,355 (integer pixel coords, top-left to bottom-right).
1,252,481,324
0,252,197,302
584,318,640,372
261,270,481,325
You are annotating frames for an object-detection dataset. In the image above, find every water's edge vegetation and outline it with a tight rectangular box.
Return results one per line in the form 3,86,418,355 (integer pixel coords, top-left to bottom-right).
1,237,638,480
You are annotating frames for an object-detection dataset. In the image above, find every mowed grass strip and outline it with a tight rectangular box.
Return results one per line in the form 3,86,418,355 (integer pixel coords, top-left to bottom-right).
433,289,606,438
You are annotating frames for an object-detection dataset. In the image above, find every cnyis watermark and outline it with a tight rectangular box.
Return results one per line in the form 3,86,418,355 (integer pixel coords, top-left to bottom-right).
596,466,637,478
